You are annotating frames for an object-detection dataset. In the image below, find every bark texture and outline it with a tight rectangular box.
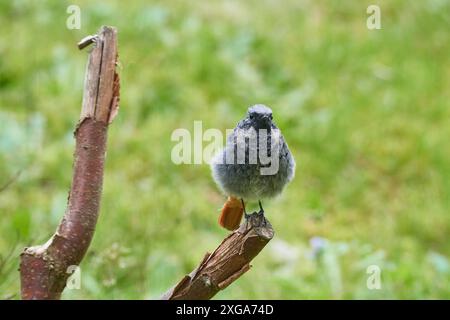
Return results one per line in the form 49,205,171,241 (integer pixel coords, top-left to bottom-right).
162,211,274,300
20,26,119,300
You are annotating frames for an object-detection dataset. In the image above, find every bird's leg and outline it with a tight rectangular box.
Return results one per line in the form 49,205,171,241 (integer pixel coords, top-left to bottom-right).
241,198,249,219
258,200,264,215
257,200,267,227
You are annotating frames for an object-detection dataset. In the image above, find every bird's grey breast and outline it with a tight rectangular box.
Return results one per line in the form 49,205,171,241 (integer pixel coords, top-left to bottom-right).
212,122,295,200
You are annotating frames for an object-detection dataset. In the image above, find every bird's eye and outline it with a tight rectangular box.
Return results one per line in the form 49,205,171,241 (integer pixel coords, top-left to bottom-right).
249,114,254,120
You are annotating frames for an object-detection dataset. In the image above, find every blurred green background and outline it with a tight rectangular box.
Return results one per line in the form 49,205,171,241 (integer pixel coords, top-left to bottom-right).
1,0,449,299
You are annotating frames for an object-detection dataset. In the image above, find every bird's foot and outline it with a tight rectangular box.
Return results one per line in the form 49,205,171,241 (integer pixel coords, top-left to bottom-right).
240,200,268,228
243,200,266,227
256,200,267,227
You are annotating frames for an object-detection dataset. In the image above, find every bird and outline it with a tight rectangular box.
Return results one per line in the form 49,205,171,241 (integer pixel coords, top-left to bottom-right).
211,104,296,230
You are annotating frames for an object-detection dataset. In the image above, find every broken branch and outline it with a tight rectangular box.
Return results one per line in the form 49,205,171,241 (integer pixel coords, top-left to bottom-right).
162,212,274,300
20,26,120,300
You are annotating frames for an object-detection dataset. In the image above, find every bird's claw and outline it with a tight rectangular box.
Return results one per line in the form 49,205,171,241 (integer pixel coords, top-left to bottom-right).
241,200,267,227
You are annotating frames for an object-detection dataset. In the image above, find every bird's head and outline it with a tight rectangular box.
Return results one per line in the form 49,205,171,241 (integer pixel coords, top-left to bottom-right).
247,104,273,129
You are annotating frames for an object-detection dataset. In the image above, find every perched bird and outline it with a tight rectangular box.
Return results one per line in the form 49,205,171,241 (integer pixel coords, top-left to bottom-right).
211,104,296,230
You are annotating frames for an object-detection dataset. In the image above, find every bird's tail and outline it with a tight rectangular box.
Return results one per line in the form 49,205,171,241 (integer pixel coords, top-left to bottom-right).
218,196,244,231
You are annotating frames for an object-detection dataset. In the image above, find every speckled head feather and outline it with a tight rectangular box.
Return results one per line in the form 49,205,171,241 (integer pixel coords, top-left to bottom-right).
247,104,273,129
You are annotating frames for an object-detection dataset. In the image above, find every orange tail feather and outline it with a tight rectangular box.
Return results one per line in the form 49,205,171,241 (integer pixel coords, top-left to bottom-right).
218,196,244,231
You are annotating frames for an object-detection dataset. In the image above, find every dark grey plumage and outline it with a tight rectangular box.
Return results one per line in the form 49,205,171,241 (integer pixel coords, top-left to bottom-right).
211,104,295,201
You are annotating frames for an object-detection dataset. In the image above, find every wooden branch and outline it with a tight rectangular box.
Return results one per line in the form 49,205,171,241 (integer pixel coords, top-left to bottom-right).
162,211,274,300
20,26,120,300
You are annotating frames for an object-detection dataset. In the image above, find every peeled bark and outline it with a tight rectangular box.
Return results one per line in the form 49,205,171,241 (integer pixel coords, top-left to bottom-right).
20,26,120,300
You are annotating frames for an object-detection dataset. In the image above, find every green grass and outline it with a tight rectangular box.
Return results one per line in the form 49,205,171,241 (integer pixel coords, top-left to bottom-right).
1,0,449,299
